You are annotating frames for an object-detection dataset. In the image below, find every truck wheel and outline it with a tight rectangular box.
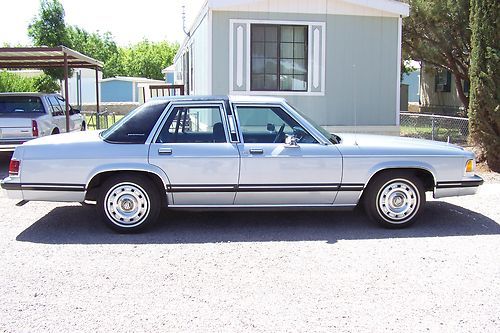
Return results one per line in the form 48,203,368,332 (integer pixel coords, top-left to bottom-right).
364,171,425,228
97,174,161,233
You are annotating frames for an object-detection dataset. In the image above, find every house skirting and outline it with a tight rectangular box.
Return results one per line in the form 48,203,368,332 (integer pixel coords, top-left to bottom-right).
323,125,400,136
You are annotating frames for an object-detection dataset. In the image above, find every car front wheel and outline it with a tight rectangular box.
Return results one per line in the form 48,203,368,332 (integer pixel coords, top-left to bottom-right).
364,171,425,228
97,174,161,233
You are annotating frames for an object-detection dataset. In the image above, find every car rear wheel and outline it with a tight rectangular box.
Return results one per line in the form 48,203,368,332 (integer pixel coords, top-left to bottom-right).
364,171,425,228
97,174,161,233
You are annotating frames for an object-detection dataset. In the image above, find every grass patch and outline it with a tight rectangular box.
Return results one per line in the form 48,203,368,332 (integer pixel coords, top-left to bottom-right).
85,114,124,130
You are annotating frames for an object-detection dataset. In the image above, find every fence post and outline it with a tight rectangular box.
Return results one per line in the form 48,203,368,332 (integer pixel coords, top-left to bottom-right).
431,114,435,141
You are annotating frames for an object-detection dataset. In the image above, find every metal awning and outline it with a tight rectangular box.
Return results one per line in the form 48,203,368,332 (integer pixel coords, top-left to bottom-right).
0,46,103,132
0,46,103,69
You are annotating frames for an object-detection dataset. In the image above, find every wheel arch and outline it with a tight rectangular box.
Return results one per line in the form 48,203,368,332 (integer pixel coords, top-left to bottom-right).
362,164,437,195
84,166,171,203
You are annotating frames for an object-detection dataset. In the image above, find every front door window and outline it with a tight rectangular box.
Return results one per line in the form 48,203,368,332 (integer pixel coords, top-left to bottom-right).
236,106,317,144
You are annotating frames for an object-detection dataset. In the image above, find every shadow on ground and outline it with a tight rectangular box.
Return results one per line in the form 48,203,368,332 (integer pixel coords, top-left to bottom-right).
16,201,499,245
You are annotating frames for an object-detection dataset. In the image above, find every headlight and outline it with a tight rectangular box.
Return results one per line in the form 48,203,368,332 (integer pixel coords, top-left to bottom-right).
465,159,475,174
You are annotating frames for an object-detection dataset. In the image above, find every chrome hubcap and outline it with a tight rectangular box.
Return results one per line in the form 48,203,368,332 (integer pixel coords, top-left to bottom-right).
377,180,419,223
104,182,150,227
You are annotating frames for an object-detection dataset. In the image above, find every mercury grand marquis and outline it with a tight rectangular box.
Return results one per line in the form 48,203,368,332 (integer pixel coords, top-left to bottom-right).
1,96,483,232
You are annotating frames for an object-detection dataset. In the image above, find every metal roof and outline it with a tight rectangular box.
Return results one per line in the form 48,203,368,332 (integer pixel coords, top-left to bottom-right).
0,46,103,69
151,95,286,103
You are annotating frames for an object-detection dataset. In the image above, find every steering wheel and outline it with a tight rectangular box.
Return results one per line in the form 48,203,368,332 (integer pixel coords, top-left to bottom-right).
273,123,286,143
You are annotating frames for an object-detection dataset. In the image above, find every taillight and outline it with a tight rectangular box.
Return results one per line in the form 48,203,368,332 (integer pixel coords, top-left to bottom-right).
9,159,20,176
32,120,39,137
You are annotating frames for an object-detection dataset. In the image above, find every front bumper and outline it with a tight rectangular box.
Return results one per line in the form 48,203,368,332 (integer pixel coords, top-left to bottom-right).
433,175,484,199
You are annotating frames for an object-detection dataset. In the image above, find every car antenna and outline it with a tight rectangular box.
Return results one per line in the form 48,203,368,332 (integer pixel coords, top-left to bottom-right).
352,64,358,146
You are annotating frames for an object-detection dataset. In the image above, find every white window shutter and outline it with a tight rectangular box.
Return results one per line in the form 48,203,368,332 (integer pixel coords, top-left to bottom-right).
230,22,248,92
309,24,324,93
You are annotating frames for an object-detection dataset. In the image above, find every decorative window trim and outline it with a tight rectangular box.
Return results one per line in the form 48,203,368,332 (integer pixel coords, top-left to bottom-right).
229,19,326,96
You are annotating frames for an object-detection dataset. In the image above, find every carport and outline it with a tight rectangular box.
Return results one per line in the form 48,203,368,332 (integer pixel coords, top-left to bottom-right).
0,46,104,131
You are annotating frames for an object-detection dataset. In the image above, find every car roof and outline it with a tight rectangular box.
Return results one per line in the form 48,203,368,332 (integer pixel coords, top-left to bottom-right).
152,95,286,104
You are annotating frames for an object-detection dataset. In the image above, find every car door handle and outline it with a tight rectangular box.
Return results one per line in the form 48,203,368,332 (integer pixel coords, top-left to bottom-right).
158,148,173,155
249,148,264,155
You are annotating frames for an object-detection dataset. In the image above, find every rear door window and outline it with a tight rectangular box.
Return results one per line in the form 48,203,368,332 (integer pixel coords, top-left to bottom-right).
156,105,226,143
47,96,64,116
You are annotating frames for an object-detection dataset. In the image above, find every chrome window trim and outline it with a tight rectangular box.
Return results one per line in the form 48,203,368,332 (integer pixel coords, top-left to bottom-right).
149,100,231,144
231,102,328,145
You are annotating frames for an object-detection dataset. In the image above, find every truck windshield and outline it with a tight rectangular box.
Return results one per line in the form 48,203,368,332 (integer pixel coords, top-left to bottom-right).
0,96,45,114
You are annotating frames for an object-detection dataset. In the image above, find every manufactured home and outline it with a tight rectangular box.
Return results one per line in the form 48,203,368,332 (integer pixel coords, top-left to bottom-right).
173,0,409,134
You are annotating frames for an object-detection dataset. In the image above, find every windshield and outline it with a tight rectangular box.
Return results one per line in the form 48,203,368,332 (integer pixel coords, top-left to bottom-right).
0,96,45,114
287,102,339,144
100,100,169,144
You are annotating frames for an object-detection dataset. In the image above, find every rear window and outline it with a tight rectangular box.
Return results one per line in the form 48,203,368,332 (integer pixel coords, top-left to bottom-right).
0,96,45,114
100,100,169,144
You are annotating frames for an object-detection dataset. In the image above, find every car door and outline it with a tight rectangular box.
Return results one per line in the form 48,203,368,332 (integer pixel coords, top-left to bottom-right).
148,101,240,206
233,104,342,205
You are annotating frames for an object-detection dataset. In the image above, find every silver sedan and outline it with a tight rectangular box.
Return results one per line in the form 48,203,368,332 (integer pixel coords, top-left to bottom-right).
1,96,483,232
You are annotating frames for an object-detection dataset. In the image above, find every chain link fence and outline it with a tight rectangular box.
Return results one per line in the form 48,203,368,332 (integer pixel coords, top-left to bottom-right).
400,112,470,145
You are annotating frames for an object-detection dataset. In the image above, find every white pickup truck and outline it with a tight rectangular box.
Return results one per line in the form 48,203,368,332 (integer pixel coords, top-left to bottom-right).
0,93,85,152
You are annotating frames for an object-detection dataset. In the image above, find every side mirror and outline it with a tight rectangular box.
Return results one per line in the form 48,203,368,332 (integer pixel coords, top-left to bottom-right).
285,134,299,148
267,123,276,132
70,107,80,114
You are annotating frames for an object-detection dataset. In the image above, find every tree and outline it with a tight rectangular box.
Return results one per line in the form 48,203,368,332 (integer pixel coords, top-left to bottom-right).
403,0,471,108
33,74,60,93
28,0,71,81
0,71,36,92
0,71,59,93
122,40,178,80
67,27,124,78
468,0,500,171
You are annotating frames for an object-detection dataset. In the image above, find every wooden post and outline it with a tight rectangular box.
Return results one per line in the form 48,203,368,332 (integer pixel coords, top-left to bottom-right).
95,66,100,129
63,53,70,133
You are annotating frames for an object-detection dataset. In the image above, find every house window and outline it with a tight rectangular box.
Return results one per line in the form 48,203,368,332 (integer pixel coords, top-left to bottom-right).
435,68,452,93
250,24,308,92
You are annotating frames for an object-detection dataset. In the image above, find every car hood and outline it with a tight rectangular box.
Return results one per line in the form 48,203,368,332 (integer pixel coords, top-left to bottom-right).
336,133,470,157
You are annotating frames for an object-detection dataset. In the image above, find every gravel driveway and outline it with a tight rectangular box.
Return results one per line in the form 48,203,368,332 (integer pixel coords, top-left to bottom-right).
0,152,499,332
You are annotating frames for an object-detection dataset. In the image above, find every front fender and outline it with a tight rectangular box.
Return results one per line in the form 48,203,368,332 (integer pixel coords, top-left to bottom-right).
341,156,439,187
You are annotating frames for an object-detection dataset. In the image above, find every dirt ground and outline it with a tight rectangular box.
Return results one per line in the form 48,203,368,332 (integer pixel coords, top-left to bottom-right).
0,152,499,332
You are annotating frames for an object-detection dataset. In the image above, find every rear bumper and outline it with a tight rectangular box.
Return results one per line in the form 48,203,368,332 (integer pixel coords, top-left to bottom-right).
0,178,23,200
433,175,484,199
0,140,29,152
1,178,86,202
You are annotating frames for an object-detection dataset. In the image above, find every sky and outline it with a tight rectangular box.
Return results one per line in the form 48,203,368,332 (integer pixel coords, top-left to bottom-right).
0,0,206,46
